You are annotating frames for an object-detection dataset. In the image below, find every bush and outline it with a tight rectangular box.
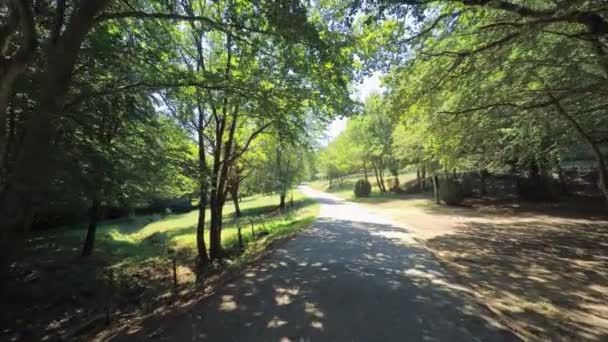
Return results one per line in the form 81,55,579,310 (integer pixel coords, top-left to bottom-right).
354,179,372,198
439,179,464,205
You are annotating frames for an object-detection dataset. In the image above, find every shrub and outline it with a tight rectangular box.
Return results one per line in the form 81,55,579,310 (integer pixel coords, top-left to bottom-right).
439,179,464,205
354,179,372,198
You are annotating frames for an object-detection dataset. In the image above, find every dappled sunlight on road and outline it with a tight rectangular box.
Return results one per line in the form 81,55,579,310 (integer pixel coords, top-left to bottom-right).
109,186,516,341
426,219,608,341
344,188,608,340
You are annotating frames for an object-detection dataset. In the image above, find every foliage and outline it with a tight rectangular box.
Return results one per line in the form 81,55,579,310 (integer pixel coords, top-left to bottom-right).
0,0,356,262
354,179,372,198
352,0,608,203
243,134,310,204
318,94,401,192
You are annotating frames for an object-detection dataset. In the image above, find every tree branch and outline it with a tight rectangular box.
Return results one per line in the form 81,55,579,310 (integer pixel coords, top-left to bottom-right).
457,0,608,34
422,31,520,58
51,0,66,44
394,10,465,45
229,122,272,163
94,11,282,37
64,80,237,110
437,96,566,116
12,0,37,64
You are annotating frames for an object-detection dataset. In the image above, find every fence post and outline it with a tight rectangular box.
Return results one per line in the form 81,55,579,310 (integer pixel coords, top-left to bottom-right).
237,222,243,249
105,269,114,325
168,248,177,294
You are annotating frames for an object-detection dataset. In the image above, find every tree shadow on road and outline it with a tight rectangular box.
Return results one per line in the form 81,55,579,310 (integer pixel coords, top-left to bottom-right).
108,217,517,341
425,219,608,341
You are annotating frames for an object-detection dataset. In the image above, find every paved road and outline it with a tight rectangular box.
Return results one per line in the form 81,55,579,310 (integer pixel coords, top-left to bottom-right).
126,186,517,341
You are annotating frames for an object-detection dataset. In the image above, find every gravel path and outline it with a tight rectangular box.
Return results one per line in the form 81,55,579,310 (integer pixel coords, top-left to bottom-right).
120,186,517,341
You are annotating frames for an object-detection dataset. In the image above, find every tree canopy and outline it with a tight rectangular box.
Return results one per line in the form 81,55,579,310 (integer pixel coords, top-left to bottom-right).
1,0,607,266
318,0,608,204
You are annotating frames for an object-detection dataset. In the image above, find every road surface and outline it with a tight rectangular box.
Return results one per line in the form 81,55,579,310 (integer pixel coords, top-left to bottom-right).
119,186,516,341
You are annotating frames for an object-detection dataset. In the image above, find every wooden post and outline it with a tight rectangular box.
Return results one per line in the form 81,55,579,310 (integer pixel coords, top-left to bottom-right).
173,259,177,289
105,270,114,325
237,223,243,248
168,248,177,293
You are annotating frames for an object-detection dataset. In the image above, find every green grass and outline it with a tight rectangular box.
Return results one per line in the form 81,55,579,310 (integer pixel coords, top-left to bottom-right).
19,190,318,290
309,171,416,201
4,190,319,339
60,190,316,260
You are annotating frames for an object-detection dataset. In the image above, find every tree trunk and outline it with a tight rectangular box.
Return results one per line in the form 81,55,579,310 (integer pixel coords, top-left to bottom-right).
0,0,110,241
548,93,608,205
584,149,608,204
432,175,440,204
0,0,37,173
196,101,209,267
372,162,384,193
392,173,400,191
0,104,55,237
1,99,17,187
196,179,209,266
230,185,241,217
82,194,101,257
363,161,368,180
0,72,19,174
556,163,569,195
209,197,223,260
416,168,421,190
208,102,238,260
196,191,209,265
279,193,286,210
378,161,387,192
421,165,426,190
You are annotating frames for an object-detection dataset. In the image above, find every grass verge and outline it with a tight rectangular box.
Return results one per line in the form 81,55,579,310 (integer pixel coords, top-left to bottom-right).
1,190,319,342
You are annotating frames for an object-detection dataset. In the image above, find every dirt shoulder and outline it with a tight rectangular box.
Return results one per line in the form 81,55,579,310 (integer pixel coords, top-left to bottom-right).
354,193,608,341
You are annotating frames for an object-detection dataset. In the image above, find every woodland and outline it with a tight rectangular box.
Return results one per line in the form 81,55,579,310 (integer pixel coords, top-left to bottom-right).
1,0,607,340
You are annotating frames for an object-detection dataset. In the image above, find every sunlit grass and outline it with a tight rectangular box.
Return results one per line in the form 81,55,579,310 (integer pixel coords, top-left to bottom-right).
75,190,316,261
55,191,319,280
